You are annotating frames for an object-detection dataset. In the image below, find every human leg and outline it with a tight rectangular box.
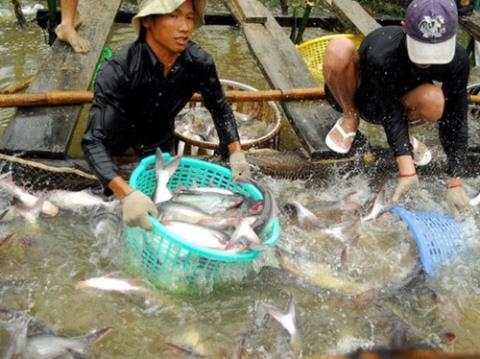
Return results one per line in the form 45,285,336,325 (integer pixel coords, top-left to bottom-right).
402,83,444,126
55,0,90,53
323,37,360,153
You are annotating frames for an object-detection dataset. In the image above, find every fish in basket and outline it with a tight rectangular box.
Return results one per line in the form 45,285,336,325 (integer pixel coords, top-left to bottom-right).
124,149,281,292
174,79,282,155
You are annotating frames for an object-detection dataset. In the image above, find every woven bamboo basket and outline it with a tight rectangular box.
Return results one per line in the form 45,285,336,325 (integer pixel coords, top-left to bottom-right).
174,79,282,155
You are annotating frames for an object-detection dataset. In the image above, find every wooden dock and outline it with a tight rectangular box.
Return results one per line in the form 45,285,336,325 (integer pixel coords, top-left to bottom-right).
460,10,480,41
224,0,380,160
0,0,122,158
1,0,479,166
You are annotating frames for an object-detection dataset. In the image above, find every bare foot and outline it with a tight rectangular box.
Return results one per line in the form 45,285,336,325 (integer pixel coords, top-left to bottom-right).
55,23,90,53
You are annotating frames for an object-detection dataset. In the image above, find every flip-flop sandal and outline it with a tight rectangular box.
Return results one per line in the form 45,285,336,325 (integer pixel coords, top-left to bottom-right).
325,117,356,154
411,136,432,166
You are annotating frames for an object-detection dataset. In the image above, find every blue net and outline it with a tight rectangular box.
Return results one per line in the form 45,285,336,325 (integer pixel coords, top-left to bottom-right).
392,206,463,276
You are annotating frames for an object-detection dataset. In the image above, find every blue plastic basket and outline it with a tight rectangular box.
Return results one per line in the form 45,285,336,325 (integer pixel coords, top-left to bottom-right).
125,153,281,290
392,206,463,276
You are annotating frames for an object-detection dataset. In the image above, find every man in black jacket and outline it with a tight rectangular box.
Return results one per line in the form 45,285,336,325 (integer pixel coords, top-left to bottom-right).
82,0,250,230
322,0,471,217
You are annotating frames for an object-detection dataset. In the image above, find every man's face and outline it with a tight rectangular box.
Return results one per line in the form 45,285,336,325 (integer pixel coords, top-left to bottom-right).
143,0,195,56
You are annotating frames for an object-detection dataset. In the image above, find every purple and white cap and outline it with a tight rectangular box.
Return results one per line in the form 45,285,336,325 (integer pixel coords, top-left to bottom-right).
405,0,458,64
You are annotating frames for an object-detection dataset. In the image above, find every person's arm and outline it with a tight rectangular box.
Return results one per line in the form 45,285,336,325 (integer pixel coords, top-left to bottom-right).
438,47,471,218
365,59,417,202
81,59,131,194
438,46,469,179
81,56,158,229
199,61,251,177
199,60,240,154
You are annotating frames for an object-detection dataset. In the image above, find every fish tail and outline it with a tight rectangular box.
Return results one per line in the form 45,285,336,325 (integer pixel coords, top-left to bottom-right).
85,327,112,344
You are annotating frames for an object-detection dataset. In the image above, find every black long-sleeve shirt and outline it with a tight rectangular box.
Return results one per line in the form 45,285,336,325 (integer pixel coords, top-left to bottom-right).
82,40,240,189
356,26,469,177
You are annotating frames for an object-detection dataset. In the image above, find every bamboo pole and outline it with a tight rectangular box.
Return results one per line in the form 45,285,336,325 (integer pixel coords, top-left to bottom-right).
0,89,326,107
307,350,480,359
1,89,480,107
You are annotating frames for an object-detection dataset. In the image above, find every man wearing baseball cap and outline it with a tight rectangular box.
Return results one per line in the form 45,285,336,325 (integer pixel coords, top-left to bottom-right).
322,0,473,218
82,0,251,230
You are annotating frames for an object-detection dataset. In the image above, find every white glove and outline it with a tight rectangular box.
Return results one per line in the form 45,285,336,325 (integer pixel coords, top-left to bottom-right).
392,174,419,203
446,178,470,219
229,151,251,178
121,190,158,231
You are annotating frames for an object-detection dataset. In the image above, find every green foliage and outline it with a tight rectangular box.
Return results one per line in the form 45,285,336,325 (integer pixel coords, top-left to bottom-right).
357,0,408,17
290,0,315,44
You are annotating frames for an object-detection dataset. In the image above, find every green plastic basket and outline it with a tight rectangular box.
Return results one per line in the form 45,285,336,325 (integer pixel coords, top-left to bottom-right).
125,153,281,290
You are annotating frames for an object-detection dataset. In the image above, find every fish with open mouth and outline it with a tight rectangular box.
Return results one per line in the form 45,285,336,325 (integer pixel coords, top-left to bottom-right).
0,308,111,359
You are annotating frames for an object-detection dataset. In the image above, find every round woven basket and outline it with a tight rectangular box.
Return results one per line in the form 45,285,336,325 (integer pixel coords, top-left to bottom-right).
174,79,282,155
296,34,363,84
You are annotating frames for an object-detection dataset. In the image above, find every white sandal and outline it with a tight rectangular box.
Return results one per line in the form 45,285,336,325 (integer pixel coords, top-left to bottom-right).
325,117,356,154
411,136,432,166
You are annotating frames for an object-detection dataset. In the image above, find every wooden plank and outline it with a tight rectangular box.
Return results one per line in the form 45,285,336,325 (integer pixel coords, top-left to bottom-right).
459,11,480,42
236,0,267,23
225,0,355,159
37,9,402,30
0,0,122,158
323,0,381,36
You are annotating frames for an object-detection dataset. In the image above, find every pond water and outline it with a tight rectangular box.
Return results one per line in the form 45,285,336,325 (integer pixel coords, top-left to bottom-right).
1,1,480,358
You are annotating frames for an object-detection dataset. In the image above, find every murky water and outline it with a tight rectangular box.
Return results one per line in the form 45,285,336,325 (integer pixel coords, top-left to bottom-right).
1,1,480,357
1,173,480,358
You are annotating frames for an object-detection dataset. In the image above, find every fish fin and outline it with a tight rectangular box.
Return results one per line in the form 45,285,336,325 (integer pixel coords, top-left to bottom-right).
155,149,182,203
227,217,261,251
82,327,113,345
165,342,207,358
0,171,14,183
0,233,15,250
283,201,320,228
342,191,363,211
258,293,297,338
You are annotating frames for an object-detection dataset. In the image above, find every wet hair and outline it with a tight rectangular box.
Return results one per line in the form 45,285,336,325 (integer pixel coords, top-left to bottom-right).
138,26,147,41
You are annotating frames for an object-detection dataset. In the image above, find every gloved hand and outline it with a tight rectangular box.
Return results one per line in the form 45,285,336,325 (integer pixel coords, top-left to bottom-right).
229,151,251,178
446,178,470,219
392,174,419,203
121,190,159,231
